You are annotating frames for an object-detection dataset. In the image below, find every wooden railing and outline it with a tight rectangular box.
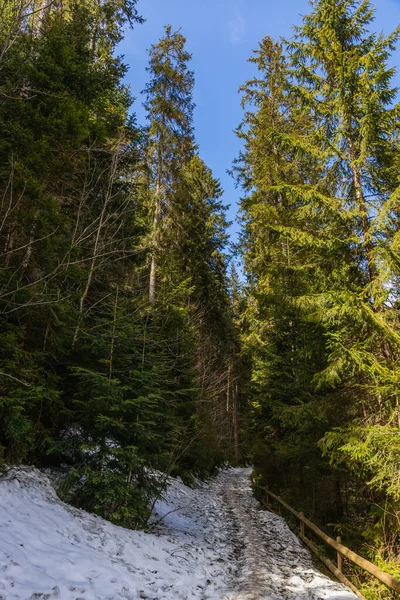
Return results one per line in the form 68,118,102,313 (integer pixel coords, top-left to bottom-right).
255,484,400,599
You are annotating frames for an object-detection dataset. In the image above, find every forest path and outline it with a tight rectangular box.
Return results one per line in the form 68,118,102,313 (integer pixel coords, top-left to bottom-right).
205,469,357,600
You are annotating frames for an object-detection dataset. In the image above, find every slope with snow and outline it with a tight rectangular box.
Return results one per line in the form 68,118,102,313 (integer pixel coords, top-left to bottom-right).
0,467,357,600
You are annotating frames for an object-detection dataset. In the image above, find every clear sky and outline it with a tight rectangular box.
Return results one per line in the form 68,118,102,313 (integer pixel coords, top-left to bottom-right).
120,0,400,246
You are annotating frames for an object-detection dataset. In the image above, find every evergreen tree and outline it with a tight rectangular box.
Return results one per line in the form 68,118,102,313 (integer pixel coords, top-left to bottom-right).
237,0,400,573
0,0,154,520
236,35,333,470
172,156,240,469
0,0,243,531
143,26,195,303
288,0,400,505
141,28,240,473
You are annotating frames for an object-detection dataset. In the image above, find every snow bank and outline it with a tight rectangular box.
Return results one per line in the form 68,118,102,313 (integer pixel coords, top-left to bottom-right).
0,467,231,600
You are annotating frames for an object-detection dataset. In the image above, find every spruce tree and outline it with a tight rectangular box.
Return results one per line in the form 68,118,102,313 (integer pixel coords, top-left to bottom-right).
143,26,195,303
0,1,143,479
238,0,400,567
0,0,242,528
172,156,239,467
288,0,400,503
235,36,342,486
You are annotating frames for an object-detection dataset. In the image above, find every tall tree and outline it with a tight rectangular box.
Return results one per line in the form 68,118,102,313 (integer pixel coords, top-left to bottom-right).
235,34,343,495
0,0,144,479
238,0,400,572
143,26,195,303
0,0,242,528
290,0,400,288
288,0,400,501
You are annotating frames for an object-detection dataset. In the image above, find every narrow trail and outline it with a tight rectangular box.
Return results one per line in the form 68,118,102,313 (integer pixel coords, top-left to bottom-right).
197,469,357,600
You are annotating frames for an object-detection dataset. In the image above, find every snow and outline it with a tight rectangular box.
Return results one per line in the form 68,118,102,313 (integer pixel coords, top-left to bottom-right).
0,466,357,600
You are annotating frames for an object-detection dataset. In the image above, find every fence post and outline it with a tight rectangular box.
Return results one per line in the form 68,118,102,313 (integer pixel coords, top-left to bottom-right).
265,488,270,508
299,512,305,537
277,497,281,515
337,537,343,573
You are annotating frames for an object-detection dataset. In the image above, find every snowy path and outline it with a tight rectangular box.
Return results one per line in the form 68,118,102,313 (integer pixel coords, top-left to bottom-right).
210,470,355,600
153,468,356,600
0,467,357,600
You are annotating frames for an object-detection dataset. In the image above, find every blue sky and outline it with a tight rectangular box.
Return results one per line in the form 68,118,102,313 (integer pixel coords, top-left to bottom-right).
120,0,400,246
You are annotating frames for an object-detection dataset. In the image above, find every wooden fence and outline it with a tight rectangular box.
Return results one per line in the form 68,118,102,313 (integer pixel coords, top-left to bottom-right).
255,484,400,599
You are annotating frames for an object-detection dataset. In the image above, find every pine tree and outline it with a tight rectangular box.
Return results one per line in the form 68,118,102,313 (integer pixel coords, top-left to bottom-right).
172,156,240,467
0,1,143,471
0,1,242,528
290,0,400,287
235,35,341,485
143,26,196,303
288,0,400,504
238,0,400,567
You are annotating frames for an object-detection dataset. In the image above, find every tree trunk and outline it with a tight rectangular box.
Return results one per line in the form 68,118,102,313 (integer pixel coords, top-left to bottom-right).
346,132,376,284
73,148,119,345
149,181,161,303
109,286,119,382
149,139,163,303
233,381,240,462
22,223,36,270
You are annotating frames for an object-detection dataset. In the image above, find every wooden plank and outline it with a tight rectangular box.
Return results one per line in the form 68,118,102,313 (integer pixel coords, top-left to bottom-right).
337,536,343,573
260,487,299,518
300,514,400,593
260,486,400,594
299,533,366,600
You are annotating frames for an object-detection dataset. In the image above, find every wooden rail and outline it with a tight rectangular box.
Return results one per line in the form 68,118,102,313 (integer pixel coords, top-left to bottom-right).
256,484,400,598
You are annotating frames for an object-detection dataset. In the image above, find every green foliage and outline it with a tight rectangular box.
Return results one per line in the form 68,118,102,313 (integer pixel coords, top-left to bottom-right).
0,320,63,463
237,0,400,587
320,422,400,500
58,446,159,529
0,0,240,531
